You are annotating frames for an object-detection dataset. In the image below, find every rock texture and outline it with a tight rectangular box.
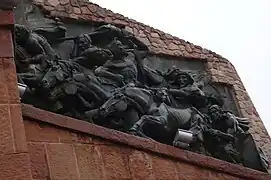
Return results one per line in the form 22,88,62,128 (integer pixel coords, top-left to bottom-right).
31,0,271,162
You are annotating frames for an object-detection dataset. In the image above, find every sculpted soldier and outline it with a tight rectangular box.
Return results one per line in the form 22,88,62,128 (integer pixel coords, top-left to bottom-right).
164,68,206,108
72,34,114,68
94,38,138,87
15,24,58,66
204,104,243,164
15,24,59,87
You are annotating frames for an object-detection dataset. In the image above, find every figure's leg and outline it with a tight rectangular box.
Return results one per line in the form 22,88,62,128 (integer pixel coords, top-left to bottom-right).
188,113,207,154
223,143,243,165
128,115,165,138
122,109,139,132
128,117,149,138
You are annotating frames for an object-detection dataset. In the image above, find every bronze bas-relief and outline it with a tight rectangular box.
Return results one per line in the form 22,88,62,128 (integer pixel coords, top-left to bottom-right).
14,21,269,172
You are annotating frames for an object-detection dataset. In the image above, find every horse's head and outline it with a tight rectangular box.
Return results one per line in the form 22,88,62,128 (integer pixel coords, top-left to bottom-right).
98,93,128,118
41,62,69,89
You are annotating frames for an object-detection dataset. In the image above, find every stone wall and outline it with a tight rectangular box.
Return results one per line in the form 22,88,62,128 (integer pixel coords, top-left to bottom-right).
0,4,33,179
22,104,271,180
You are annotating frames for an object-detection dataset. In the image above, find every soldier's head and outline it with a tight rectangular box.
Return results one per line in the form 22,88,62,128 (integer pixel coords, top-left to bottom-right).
154,88,170,104
166,68,194,88
78,34,92,51
107,38,127,58
177,71,194,87
208,104,223,121
15,24,30,43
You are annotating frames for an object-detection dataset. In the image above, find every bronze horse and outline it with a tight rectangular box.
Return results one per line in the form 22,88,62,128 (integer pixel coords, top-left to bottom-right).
89,86,207,146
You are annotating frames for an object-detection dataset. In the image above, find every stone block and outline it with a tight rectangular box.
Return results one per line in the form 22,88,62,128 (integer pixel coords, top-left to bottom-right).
10,104,27,152
47,0,59,7
59,0,69,5
46,143,79,179
28,143,49,179
152,155,178,180
0,104,14,154
73,7,81,14
0,153,32,180
0,11,14,25
0,59,9,104
74,144,106,180
128,150,155,180
98,145,131,180
59,129,92,144
3,58,20,104
24,120,60,142
0,30,13,58
176,162,213,180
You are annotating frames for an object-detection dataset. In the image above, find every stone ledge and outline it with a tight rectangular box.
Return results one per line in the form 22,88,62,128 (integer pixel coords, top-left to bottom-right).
0,0,17,10
0,11,15,26
21,103,271,180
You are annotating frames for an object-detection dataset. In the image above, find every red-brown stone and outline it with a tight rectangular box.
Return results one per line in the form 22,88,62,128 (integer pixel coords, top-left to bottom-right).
59,0,69,5
0,11,14,25
3,58,20,104
152,155,178,180
73,6,81,14
0,153,32,180
0,59,9,104
0,30,13,58
0,104,14,154
10,104,28,153
74,144,106,180
24,120,60,142
47,0,59,7
28,143,49,179
81,6,92,15
128,150,156,180
46,143,79,179
87,4,97,13
98,145,131,180
58,128,92,144
70,0,79,7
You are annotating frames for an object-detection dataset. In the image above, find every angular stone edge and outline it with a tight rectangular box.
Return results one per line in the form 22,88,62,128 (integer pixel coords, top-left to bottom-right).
21,104,271,180
0,0,17,10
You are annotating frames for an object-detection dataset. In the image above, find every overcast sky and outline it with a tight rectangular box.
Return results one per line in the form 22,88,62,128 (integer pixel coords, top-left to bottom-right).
91,0,271,134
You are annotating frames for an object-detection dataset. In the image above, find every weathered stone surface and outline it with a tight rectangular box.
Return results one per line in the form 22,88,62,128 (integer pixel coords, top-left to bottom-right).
24,120,60,142
98,145,131,179
128,150,155,180
28,143,49,179
3,58,20,104
46,143,79,179
152,155,178,180
0,105,15,154
10,105,27,153
81,6,92,15
59,0,69,5
47,0,59,7
0,59,9,104
74,144,106,180
73,6,81,14
0,153,32,180
168,42,179,50
0,30,14,58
